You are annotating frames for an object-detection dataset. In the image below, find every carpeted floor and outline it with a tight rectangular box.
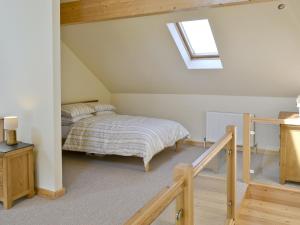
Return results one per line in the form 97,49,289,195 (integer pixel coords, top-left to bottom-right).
1,144,299,225
0,144,206,225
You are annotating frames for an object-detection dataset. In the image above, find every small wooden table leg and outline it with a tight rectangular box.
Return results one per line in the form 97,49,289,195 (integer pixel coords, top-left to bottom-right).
27,191,35,198
3,199,12,209
28,150,35,198
3,158,12,209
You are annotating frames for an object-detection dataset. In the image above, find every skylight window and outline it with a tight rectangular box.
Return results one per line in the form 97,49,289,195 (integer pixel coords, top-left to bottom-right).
177,19,219,59
167,19,222,69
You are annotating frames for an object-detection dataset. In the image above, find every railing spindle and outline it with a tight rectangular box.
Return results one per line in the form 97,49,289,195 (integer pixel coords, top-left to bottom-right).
243,113,251,183
226,125,237,220
174,164,194,225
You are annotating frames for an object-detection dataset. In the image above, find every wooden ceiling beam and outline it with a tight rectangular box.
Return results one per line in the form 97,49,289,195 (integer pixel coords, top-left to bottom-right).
61,0,275,25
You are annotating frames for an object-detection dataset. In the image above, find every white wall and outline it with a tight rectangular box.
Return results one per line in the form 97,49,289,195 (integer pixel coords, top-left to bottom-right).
112,94,298,150
0,0,62,191
61,42,111,104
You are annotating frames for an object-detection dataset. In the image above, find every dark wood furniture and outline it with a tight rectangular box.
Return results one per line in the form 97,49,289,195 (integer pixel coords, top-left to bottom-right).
279,112,300,184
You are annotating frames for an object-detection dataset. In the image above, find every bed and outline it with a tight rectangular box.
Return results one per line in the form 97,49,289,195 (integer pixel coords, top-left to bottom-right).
62,101,190,171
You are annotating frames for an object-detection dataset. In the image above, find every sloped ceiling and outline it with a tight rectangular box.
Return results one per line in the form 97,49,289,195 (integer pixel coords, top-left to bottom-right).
61,0,300,97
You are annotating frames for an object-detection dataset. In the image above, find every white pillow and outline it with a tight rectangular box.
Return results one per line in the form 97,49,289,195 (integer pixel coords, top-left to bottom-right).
62,114,93,125
95,111,116,116
62,103,95,118
87,103,116,112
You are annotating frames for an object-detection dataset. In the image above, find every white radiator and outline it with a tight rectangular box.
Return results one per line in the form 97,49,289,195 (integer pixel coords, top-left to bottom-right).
206,111,255,146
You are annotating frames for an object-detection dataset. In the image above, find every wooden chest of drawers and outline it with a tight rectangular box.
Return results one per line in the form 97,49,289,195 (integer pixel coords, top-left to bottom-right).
279,112,300,184
0,143,35,209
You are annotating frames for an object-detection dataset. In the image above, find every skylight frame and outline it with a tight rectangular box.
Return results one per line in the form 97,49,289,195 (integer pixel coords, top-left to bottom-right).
176,21,220,60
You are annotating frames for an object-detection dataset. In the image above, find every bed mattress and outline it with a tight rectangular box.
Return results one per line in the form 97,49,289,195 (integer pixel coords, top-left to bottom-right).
63,114,189,166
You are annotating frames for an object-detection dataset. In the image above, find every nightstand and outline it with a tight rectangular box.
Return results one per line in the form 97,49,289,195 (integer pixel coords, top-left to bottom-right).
0,142,35,209
279,112,300,184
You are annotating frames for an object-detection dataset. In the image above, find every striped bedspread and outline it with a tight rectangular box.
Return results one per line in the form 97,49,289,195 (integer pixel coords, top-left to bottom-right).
63,114,190,165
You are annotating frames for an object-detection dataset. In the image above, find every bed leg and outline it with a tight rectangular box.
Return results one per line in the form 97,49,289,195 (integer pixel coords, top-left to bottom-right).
144,163,150,172
175,140,183,152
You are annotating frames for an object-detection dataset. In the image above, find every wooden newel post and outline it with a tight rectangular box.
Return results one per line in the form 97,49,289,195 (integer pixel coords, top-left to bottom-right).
173,164,194,225
243,113,251,183
226,125,237,221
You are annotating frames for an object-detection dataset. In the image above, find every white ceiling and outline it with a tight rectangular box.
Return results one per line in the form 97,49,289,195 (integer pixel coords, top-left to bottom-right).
61,0,300,97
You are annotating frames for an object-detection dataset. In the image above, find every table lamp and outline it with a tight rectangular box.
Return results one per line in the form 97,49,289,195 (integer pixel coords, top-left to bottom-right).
4,116,18,146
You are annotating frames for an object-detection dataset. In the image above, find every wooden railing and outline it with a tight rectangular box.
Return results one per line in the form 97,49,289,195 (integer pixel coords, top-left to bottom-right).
242,113,300,183
125,125,237,225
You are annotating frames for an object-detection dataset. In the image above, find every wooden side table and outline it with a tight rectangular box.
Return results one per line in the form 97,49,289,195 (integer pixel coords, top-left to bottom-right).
0,142,35,209
279,112,300,184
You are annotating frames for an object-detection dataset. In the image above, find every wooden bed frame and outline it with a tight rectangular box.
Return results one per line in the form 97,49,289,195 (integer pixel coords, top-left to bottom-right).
61,99,99,106
61,100,185,172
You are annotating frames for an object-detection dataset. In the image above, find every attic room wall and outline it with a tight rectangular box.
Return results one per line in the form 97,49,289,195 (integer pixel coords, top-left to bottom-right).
61,42,111,104
0,0,62,191
112,94,297,150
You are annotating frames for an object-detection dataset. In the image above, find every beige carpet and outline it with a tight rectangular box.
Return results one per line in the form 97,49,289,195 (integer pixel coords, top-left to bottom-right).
0,144,206,225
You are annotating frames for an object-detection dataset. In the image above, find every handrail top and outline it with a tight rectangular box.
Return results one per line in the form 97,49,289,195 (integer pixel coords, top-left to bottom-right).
124,176,185,225
251,117,300,126
193,130,233,177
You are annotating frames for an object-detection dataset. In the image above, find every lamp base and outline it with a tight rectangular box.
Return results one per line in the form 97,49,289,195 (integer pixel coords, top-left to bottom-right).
5,130,17,146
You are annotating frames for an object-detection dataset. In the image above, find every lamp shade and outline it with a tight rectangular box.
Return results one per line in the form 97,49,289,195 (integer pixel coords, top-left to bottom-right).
4,116,18,130
297,95,300,108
